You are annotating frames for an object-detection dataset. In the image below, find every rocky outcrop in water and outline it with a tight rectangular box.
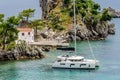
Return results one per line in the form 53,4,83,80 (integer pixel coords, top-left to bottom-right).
108,7,120,18
0,44,44,61
66,23,115,41
37,23,115,42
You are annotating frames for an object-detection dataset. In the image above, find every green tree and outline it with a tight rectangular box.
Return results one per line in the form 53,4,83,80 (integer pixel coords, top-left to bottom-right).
0,16,19,50
18,8,35,22
29,19,42,36
0,14,4,22
47,13,65,31
101,9,112,21
75,0,112,29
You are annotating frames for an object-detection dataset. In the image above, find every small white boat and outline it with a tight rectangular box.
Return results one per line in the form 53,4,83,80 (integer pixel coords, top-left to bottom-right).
52,55,99,69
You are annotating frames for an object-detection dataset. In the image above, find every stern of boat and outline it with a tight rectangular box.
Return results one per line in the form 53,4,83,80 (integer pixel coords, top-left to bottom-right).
95,60,100,67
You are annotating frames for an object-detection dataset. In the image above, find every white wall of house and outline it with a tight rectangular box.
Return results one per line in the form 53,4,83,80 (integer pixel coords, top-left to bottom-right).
17,29,34,43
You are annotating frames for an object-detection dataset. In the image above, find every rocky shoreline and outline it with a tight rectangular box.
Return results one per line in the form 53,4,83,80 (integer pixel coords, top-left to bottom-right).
0,43,45,61
66,23,115,41
37,22,115,42
39,0,115,42
0,50,43,61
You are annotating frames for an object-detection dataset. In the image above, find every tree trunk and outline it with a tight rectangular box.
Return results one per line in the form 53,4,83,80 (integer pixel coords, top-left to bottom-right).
26,16,29,22
2,30,7,50
35,26,37,36
34,26,38,38
2,41,5,50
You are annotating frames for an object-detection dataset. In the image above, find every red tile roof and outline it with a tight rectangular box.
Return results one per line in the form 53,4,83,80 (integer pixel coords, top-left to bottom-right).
17,28,33,32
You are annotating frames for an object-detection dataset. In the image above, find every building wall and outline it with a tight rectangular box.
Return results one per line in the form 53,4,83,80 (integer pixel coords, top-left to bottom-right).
18,29,34,42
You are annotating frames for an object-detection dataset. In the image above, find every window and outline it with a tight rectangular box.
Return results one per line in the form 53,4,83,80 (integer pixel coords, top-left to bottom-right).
28,32,30,35
80,64,86,67
70,64,75,67
57,60,61,62
71,64,75,65
22,33,24,36
60,63,65,65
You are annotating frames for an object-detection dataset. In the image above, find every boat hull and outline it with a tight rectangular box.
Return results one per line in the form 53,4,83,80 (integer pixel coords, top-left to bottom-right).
52,67,99,70
52,60,99,69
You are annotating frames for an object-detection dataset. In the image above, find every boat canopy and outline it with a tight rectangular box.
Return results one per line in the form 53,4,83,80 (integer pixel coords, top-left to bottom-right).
67,56,84,60
57,55,84,60
57,55,69,60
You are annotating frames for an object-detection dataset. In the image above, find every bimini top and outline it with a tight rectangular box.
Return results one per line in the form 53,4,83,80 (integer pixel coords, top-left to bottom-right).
67,56,84,60
57,55,84,60
57,55,69,60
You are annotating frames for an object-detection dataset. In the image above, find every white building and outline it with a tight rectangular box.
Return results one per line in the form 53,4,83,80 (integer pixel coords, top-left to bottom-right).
17,27,34,43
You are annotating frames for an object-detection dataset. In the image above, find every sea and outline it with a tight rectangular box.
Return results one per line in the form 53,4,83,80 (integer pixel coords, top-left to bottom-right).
0,0,120,80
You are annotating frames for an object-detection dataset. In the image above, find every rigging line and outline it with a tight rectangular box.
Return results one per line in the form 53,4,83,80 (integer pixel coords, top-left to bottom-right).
75,3,97,60
74,0,77,54
87,37,96,60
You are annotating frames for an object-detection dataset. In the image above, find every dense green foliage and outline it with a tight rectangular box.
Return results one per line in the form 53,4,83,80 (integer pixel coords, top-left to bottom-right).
43,0,113,32
18,8,35,22
0,16,19,50
0,14,4,22
29,19,43,36
68,0,112,27
46,13,65,31
101,9,113,21
0,9,44,50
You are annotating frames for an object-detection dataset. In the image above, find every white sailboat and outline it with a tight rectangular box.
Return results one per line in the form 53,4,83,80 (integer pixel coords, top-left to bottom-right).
52,0,99,69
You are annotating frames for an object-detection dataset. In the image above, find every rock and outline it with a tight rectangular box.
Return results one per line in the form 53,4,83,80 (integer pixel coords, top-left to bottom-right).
0,51,14,61
108,7,120,18
13,50,19,60
95,22,109,38
65,22,115,41
42,46,51,52
108,23,115,34
40,0,61,19
0,45,44,61
40,33,48,38
76,36,81,41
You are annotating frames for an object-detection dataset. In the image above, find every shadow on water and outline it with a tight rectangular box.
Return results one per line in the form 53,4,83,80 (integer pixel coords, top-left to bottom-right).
51,67,100,72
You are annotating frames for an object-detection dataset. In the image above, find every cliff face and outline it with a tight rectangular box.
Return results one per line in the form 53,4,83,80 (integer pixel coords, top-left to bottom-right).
39,0,115,41
40,0,61,19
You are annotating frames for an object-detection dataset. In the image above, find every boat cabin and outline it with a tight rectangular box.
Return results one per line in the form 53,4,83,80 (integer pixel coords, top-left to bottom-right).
57,55,84,62
67,56,84,61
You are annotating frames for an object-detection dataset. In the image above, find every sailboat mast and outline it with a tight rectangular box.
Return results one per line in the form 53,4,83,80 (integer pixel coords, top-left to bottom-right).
74,0,77,54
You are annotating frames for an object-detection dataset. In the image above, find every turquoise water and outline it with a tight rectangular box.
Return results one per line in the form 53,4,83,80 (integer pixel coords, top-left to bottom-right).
0,20,120,80
0,1,120,80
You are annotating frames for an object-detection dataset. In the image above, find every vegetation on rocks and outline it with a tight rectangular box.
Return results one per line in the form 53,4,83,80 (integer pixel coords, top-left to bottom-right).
0,14,19,50
107,7,120,18
0,9,44,61
0,40,44,61
40,0,115,41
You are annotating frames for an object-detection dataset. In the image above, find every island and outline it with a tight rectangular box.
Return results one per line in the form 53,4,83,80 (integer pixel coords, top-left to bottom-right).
0,0,116,61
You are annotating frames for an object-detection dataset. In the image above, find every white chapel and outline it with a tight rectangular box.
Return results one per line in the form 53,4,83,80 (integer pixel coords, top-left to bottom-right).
17,27,34,43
